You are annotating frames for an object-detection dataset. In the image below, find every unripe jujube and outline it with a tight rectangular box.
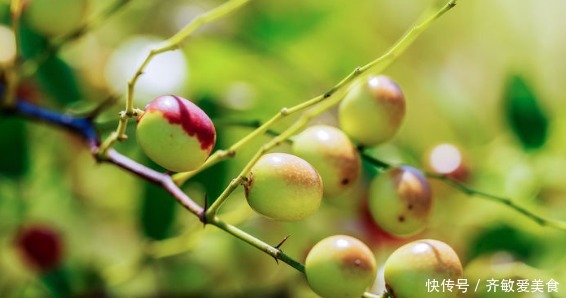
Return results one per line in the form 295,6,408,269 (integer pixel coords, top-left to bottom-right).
136,95,216,172
368,166,432,237
339,75,405,146
305,235,377,298
292,125,361,197
384,239,463,298
245,153,323,221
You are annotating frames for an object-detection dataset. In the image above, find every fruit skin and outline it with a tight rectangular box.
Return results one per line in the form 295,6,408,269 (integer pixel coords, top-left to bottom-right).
305,235,377,298
368,166,432,237
137,95,216,172
338,75,405,146
384,239,463,298
292,125,361,197
15,225,63,272
245,153,323,221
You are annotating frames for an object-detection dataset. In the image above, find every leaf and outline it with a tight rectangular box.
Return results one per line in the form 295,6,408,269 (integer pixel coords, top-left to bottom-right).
0,3,9,25
468,225,540,262
239,3,327,47
39,267,72,298
19,23,81,105
140,177,177,241
504,75,548,150
0,118,29,178
37,55,82,105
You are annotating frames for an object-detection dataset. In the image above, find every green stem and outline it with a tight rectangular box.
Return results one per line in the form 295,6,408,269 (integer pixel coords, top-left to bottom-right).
360,0,458,74
96,110,140,159
172,0,459,187
125,0,250,115
98,0,250,156
425,173,566,231
359,152,566,231
210,216,305,273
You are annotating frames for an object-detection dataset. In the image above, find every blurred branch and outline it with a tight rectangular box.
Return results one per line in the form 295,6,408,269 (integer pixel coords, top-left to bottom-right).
21,0,134,77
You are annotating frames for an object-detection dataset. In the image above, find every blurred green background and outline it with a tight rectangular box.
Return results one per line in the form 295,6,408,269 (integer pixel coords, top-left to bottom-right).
1,0,565,297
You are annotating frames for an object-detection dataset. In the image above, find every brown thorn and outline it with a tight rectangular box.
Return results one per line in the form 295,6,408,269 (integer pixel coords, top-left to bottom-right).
275,235,290,250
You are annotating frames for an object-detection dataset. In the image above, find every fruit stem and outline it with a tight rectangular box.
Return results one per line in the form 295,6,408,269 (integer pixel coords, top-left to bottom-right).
209,216,306,273
172,0,460,187
425,172,566,231
359,152,566,231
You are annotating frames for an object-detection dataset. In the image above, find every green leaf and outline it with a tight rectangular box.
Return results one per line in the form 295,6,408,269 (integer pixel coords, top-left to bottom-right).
468,225,540,262
504,75,548,150
0,118,29,178
37,55,82,105
39,267,72,298
140,178,177,241
0,3,9,25
239,3,327,47
19,23,81,105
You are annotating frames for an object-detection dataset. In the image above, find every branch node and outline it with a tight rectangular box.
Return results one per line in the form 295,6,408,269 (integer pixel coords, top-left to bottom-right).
200,194,209,225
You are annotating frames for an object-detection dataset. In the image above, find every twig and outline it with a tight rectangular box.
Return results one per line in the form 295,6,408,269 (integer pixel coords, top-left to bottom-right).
359,152,566,231
96,0,252,157
172,0,459,187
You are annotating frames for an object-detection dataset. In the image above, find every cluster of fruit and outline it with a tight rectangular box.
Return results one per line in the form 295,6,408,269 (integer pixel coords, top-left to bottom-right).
131,75,463,297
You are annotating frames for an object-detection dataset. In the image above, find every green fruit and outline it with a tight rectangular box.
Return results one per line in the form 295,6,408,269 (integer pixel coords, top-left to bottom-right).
339,75,405,146
368,166,432,237
292,125,361,197
245,153,323,221
305,235,377,298
24,0,87,37
136,95,216,172
384,239,463,298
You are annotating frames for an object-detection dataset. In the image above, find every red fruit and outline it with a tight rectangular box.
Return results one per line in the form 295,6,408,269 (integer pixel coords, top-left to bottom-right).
136,95,216,172
15,225,63,271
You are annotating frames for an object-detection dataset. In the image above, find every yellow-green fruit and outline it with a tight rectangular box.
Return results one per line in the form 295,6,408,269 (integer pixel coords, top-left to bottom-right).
245,153,323,221
24,0,87,36
292,125,361,197
136,95,216,172
384,239,463,298
369,166,432,237
339,75,405,146
305,235,377,298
